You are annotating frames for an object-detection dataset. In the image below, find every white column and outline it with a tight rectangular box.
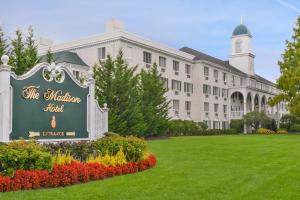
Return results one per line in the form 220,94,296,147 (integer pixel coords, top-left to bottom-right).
87,70,97,140
103,103,109,134
0,55,11,142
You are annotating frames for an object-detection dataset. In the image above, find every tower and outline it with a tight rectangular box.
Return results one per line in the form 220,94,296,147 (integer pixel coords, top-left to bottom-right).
229,23,255,75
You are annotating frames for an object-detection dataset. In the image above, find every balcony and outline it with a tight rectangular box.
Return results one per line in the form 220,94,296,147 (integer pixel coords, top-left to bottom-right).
230,111,244,119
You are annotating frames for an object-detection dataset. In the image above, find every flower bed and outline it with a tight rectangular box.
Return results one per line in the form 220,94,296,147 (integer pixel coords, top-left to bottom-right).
0,154,156,192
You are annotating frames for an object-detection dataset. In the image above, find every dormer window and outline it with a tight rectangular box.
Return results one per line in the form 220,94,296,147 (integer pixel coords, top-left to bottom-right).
235,39,242,53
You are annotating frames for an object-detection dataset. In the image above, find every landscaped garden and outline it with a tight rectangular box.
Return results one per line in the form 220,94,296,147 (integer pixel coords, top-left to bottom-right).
1,134,300,199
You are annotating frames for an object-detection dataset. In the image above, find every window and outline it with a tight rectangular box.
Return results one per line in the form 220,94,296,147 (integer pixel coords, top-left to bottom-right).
232,75,235,85
235,39,242,53
159,56,166,68
171,80,181,91
204,120,211,129
204,102,209,112
223,105,227,114
97,47,106,59
185,64,191,74
214,104,219,113
173,100,179,110
213,121,219,129
213,87,220,96
251,79,256,87
203,84,211,94
161,77,168,90
184,82,193,93
73,70,80,80
223,72,227,82
240,77,243,86
185,101,191,111
222,121,227,129
214,70,218,80
222,89,228,98
143,51,152,64
173,61,179,71
204,66,209,76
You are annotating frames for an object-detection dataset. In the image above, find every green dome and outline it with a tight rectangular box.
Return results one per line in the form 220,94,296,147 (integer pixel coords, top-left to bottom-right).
232,24,251,36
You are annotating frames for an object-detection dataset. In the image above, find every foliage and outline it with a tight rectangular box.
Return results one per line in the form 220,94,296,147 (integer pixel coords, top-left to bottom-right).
243,111,272,130
0,26,8,64
0,154,156,192
279,114,299,131
44,134,147,163
230,119,244,133
94,51,146,135
92,133,147,162
0,141,52,176
198,122,208,130
269,119,277,132
269,16,300,116
276,129,288,134
46,48,55,63
139,63,170,136
44,141,95,162
289,124,300,132
52,151,75,166
87,149,127,167
256,128,275,135
10,27,40,75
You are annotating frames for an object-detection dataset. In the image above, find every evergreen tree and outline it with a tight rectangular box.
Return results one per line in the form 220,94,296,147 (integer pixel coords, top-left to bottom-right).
10,28,26,75
0,26,8,64
10,26,40,75
139,63,170,136
24,26,40,68
269,16,300,116
94,50,146,135
46,48,55,64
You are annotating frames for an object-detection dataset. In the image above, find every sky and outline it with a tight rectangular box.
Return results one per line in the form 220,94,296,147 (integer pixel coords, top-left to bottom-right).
0,0,299,82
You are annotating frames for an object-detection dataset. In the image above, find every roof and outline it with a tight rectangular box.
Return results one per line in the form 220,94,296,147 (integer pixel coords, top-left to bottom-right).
252,74,275,86
232,24,251,36
41,51,89,67
179,47,247,76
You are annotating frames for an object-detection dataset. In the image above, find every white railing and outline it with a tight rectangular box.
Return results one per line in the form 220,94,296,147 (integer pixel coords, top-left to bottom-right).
230,111,244,119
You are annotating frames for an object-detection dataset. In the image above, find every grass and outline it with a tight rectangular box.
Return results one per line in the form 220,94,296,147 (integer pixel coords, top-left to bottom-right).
1,134,300,200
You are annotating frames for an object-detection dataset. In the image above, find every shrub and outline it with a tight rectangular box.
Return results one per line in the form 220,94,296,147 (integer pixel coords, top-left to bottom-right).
52,151,76,166
0,154,157,192
256,128,275,135
230,119,244,133
92,134,147,162
276,129,288,134
86,148,127,166
44,141,94,162
289,124,300,132
0,141,52,176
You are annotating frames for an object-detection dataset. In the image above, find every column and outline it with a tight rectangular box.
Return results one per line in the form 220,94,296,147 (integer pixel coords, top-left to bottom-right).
243,93,247,133
87,70,97,140
0,55,11,142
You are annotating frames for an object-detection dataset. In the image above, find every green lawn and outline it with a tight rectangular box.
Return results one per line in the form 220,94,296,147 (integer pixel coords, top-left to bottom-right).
1,134,300,200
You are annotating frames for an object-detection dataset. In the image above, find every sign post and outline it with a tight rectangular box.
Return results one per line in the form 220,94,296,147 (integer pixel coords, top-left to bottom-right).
0,55,108,142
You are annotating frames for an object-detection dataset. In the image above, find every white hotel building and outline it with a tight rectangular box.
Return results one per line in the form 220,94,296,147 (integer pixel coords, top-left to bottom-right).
37,20,288,131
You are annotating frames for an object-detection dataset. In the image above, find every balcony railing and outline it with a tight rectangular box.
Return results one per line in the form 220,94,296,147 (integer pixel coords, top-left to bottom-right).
230,111,244,119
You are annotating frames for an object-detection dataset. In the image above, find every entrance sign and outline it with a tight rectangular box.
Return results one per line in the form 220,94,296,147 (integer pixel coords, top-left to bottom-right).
0,55,108,142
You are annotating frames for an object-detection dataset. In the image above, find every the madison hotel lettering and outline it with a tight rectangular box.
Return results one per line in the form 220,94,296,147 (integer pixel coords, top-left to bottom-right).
0,55,108,142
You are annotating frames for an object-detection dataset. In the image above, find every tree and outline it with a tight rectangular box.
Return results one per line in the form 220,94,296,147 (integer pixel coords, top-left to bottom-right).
139,63,170,136
0,26,8,64
269,16,300,116
94,50,146,135
9,28,26,75
46,48,55,64
10,26,40,75
243,111,271,131
24,26,40,68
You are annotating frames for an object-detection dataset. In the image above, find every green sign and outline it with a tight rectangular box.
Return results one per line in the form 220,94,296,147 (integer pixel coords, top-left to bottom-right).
10,66,89,140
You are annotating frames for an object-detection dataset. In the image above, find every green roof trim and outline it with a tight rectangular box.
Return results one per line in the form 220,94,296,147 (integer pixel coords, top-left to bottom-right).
232,24,251,36
41,51,89,67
